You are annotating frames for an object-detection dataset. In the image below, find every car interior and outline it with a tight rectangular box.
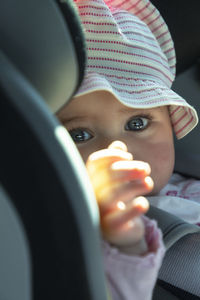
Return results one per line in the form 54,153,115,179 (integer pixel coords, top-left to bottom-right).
0,1,199,300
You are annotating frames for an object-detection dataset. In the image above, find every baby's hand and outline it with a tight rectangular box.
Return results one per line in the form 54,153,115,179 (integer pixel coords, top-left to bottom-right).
86,141,154,255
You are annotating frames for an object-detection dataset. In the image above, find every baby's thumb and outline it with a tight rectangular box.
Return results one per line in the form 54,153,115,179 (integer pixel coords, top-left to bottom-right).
108,141,128,152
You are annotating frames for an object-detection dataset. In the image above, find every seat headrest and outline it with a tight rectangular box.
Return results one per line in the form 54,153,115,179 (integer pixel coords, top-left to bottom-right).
0,0,86,112
173,64,200,179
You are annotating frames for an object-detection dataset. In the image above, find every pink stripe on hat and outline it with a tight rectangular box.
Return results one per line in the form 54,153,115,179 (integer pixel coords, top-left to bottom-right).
74,0,198,139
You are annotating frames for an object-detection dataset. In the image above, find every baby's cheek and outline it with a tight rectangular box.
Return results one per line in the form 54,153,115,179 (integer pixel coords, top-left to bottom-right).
148,141,175,194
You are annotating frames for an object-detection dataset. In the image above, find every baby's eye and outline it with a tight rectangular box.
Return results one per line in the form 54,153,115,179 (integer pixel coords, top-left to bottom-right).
125,116,149,131
69,128,93,143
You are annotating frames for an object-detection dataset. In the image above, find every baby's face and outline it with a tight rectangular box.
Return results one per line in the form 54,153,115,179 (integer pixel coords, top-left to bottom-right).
57,91,175,195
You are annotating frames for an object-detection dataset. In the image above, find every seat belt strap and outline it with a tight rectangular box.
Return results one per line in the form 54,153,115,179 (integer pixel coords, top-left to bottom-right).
156,280,200,300
147,206,200,299
146,205,200,249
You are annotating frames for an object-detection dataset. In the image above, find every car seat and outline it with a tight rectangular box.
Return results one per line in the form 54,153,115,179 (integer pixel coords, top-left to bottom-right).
0,1,109,299
151,0,200,75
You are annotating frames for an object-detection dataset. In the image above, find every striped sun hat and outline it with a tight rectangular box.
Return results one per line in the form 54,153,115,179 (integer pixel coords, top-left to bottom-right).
73,0,198,139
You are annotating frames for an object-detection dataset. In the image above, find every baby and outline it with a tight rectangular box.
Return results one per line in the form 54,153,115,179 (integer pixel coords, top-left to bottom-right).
57,0,198,299
58,91,172,254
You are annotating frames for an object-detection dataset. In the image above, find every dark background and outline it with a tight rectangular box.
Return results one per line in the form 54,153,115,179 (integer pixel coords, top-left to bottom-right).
151,0,200,74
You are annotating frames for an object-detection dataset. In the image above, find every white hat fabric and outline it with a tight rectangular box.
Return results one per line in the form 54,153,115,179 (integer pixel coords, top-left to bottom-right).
73,0,198,139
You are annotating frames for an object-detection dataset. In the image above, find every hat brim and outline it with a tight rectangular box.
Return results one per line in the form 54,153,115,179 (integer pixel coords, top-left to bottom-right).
74,72,198,139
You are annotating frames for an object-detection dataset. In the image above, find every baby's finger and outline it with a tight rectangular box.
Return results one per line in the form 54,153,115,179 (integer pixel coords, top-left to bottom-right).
111,160,151,181
98,176,153,214
88,160,151,193
102,196,149,233
108,140,128,152
88,148,133,162
86,148,133,174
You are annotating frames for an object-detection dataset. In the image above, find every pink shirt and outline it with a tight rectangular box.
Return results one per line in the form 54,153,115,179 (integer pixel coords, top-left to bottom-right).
102,216,165,300
150,173,200,225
